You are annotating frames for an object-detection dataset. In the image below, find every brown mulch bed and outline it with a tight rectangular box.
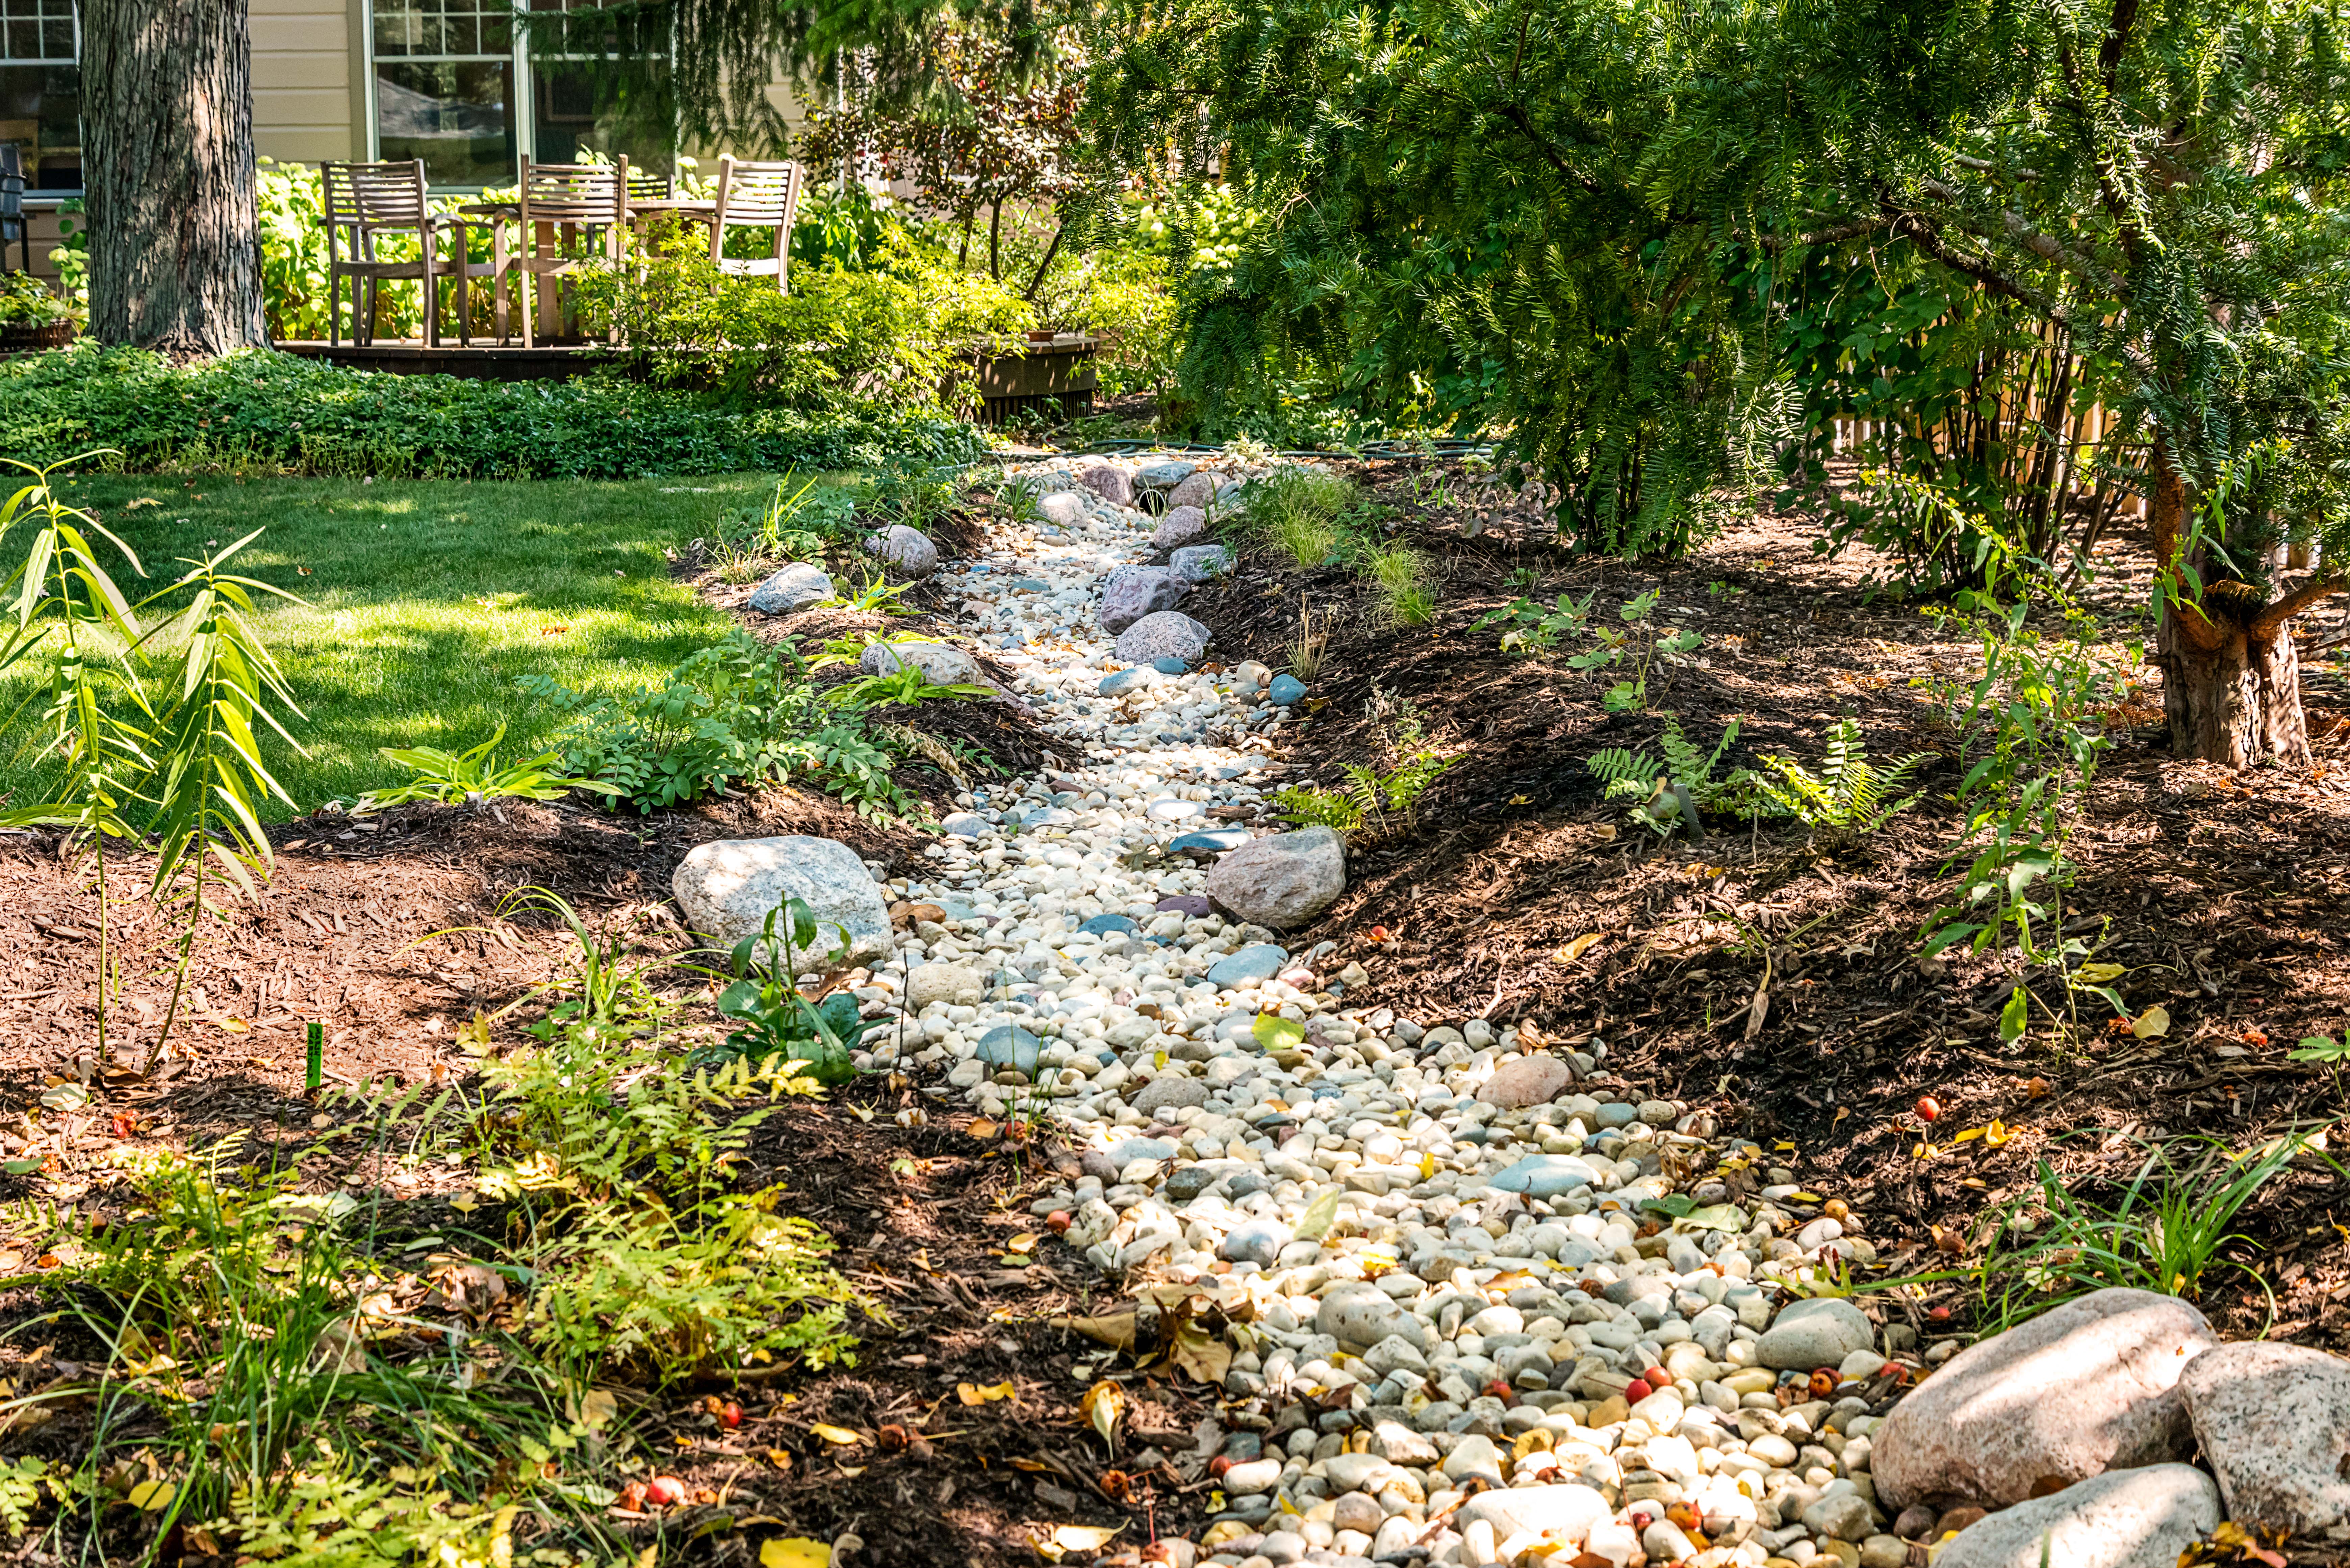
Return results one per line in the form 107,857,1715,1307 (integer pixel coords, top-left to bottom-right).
1184,455,2350,1347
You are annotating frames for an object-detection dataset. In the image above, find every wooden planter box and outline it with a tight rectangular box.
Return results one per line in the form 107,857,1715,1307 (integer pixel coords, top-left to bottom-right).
971,333,1099,426
0,320,76,354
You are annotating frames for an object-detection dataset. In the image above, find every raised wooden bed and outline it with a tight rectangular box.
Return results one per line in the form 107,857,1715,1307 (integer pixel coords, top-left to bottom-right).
972,333,1099,426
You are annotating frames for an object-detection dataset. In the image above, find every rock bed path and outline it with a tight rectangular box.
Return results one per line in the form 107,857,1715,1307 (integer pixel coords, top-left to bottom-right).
727,453,2331,1568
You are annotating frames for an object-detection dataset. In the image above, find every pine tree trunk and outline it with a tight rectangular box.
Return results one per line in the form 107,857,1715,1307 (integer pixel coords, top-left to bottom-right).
2161,605,2311,766
79,0,266,357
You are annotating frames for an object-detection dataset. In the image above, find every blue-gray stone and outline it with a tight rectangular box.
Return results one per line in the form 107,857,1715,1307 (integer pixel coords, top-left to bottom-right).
1013,577,1051,592
1171,829,1252,854
1268,674,1307,706
1137,460,1198,489
1079,914,1140,936
1099,668,1154,697
1227,1170,1269,1199
1485,1154,1599,1198
1207,943,1291,988
1106,1136,1178,1166
1024,807,1079,827
1594,1102,1640,1128
1171,544,1235,581
1151,655,1191,674
1220,1219,1292,1266
974,1026,1043,1076
940,812,987,838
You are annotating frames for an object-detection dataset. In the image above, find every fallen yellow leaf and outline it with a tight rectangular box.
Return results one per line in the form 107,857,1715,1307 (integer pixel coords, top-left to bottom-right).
1556,933,1603,963
1007,1232,1039,1251
957,1381,1016,1405
217,1017,250,1034
759,1539,831,1568
1080,1380,1125,1451
966,1118,998,1140
578,1389,618,1429
2076,962,2126,985
2131,1005,2171,1039
1509,794,1531,806
1050,1524,1124,1553
809,1423,864,1446
127,1480,175,1512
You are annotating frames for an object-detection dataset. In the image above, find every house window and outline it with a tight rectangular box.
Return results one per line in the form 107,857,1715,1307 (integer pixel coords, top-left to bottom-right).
371,0,517,188
366,0,668,189
0,0,80,191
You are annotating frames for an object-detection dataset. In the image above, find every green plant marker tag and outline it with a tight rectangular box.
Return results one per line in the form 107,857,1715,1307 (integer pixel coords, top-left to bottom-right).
306,1019,324,1092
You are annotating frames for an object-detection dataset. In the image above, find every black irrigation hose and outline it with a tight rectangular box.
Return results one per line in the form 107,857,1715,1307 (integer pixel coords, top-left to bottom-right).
1071,437,1501,461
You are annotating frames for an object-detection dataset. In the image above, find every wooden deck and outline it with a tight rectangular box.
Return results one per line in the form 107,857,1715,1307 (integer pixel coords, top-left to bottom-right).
272,340,619,381
272,333,1103,424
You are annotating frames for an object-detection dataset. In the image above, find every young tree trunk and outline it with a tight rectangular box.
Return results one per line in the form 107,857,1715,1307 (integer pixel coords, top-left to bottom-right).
2150,443,2317,765
79,0,267,357
2160,601,2311,766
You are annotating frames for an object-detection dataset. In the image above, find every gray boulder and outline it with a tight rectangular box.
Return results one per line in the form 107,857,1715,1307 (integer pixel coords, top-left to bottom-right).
1204,826,1345,930
671,835,889,973
1168,471,1220,510
1131,1075,1209,1115
1317,1280,1427,1352
1079,465,1134,507
1934,1465,2219,1568
1172,544,1235,581
1114,610,1212,665
1480,1054,1575,1108
1756,1296,1877,1371
858,639,981,685
1098,566,1192,635
2182,1339,2350,1541
1873,1287,2216,1512
867,525,938,579
747,562,833,615
906,962,985,1010
1037,491,1087,527
1456,1485,1611,1548
1153,506,1210,551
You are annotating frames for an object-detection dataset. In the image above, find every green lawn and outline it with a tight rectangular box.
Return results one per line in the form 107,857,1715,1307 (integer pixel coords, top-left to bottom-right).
0,470,808,817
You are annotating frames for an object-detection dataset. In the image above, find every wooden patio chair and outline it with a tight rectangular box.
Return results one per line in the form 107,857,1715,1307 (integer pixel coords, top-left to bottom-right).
625,167,675,203
320,159,495,348
709,155,804,292
512,155,629,347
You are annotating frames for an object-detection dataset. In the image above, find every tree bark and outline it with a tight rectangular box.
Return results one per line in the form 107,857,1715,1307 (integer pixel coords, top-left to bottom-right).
80,0,267,357
2150,439,2315,765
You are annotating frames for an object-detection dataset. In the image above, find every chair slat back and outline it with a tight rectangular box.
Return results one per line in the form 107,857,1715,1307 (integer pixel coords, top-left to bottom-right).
322,160,429,231
626,168,674,202
712,157,802,227
519,156,628,225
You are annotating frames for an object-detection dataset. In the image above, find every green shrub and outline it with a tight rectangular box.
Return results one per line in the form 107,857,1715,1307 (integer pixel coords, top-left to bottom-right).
1243,466,1356,566
583,227,1033,414
519,628,915,817
0,345,985,480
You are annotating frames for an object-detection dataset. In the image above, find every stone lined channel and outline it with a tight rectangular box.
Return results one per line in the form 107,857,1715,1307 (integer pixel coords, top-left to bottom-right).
700,452,2333,1568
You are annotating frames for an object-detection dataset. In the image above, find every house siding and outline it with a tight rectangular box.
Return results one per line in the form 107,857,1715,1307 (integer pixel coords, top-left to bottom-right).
251,0,363,163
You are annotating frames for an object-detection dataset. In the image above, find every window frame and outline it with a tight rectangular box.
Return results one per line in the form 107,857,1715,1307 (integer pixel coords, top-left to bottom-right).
364,0,535,192
363,0,671,192
0,0,83,200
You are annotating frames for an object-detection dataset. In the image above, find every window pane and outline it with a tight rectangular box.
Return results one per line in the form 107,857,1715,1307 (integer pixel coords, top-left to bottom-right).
531,61,674,176
373,0,417,56
376,60,514,186
0,64,80,188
